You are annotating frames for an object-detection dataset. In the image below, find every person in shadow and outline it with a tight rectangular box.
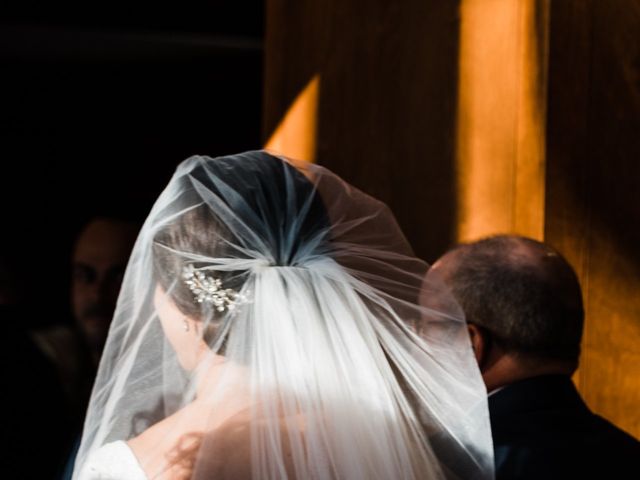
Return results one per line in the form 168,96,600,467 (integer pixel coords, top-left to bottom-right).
53,213,139,479
427,234,639,479
1,240,74,478
70,215,139,368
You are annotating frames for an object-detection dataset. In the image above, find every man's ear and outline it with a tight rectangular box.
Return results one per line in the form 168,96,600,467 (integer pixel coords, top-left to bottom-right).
467,323,487,368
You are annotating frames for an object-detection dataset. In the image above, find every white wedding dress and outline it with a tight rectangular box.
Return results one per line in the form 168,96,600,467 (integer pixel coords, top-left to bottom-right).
77,441,146,480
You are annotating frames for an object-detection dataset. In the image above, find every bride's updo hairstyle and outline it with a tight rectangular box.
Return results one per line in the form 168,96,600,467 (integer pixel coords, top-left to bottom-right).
152,152,331,331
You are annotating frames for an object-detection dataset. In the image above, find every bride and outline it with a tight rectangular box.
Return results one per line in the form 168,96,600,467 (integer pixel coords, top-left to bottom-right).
73,151,493,479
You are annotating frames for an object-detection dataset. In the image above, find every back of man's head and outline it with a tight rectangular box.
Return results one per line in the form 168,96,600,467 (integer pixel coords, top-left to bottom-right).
438,235,584,370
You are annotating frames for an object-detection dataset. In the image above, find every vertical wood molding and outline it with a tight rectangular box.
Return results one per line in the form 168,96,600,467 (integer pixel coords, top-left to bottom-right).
456,0,548,242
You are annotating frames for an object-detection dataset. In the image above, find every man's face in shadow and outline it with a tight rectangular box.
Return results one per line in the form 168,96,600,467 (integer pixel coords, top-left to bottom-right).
417,252,470,346
71,218,138,352
420,252,463,319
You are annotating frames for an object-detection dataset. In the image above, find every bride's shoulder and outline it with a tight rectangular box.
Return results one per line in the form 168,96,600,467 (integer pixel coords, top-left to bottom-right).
198,412,302,479
77,441,147,480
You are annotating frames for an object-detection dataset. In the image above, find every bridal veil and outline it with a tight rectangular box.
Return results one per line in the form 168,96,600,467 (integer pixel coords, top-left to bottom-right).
73,151,494,479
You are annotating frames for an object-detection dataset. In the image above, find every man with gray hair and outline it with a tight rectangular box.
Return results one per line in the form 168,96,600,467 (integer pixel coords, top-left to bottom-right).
428,235,639,479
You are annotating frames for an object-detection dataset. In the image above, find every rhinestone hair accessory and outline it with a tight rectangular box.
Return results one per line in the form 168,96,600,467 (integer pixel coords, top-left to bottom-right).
182,264,246,312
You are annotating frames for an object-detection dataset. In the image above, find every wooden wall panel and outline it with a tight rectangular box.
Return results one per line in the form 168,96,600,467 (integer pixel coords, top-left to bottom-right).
455,0,548,242
263,0,460,262
264,0,640,438
545,0,640,437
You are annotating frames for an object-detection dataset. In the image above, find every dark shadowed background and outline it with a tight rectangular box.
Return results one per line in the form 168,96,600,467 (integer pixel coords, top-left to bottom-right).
1,1,265,326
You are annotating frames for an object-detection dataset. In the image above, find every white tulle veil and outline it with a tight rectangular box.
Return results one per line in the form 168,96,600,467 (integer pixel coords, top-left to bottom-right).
73,150,494,479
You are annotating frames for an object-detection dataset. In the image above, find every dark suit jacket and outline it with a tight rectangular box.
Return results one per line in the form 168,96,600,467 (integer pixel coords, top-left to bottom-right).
489,375,640,479
1,305,75,478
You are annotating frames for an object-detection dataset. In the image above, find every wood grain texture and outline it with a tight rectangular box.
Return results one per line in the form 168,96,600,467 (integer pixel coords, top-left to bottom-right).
264,0,640,438
545,0,640,437
455,0,548,242
263,0,460,261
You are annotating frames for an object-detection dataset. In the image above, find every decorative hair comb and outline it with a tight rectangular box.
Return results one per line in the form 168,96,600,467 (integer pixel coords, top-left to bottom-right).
182,264,246,312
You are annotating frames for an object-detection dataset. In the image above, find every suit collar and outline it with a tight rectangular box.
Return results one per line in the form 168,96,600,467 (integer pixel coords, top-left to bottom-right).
488,374,589,416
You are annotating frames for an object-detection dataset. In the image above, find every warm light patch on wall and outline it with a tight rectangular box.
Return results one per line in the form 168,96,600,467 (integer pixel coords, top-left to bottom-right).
455,0,549,242
265,75,320,164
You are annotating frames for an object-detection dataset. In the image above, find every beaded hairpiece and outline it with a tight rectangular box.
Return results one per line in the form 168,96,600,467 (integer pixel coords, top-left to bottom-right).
182,264,245,312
